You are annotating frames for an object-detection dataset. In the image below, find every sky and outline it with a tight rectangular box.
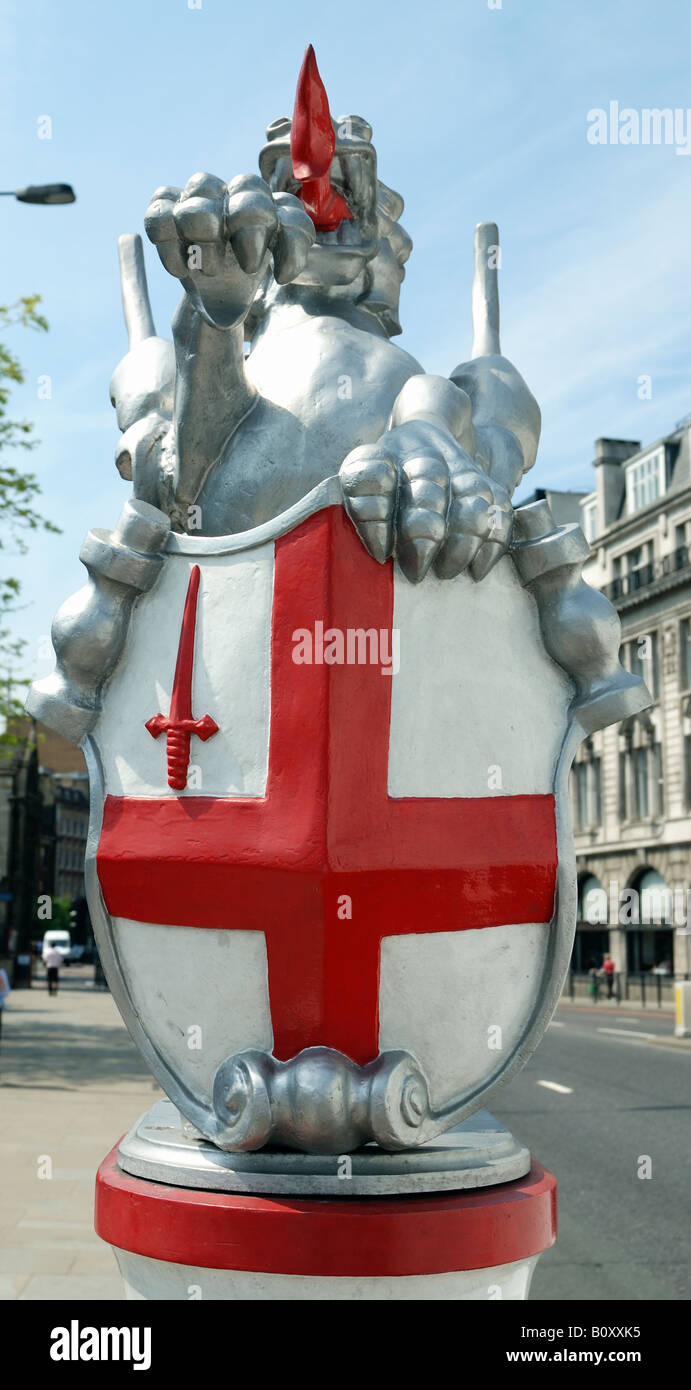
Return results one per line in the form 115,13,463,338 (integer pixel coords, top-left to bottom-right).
2,0,691,680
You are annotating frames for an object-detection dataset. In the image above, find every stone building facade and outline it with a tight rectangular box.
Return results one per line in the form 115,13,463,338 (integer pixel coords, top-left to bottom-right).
0,720,90,978
535,424,691,982
39,779,90,903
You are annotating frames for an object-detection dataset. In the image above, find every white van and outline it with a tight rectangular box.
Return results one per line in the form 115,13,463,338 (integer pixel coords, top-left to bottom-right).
42,930,71,962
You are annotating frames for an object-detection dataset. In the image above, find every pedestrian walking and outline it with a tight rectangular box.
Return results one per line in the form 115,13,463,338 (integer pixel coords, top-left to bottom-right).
602,952,616,1000
43,945,62,996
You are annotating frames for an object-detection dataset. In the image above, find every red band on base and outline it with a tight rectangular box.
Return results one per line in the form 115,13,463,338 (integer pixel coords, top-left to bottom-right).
96,1147,557,1277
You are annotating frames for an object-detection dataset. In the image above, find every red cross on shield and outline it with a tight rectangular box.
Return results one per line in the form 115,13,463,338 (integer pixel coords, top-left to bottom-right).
97,506,557,1065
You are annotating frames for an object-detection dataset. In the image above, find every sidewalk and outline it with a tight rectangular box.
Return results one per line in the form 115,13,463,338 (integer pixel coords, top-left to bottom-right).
0,972,163,1301
560,988,675,1014
556,995,691,1047
557,996,675,1017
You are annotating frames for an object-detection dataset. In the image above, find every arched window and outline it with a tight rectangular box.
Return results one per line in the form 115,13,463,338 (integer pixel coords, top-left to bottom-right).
579,874,608,924
636,869,671,925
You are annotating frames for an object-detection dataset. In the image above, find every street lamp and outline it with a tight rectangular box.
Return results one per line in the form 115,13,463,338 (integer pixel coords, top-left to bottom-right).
0,183,76,205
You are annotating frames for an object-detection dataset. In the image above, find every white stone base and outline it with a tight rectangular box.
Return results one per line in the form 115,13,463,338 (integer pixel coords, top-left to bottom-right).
114,1248,539,1301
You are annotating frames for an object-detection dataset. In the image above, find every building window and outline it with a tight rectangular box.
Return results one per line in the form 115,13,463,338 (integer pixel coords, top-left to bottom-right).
628,541,654,587
626,449,665,513
634,746,649,819
684,699,691,807
611,554,623,598
619,716,662,822
624,632,658,697
592,757,602,823
654,742,664,816
571,744,602,831
680,619,691,690
583,501,597,544
579,874,608,924
573,764,588,830
612,543,654,597
638,870,669,922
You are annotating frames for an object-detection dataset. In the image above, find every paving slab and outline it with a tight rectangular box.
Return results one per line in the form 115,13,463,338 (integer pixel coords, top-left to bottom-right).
19,1273,126,1301
0,980,162,1301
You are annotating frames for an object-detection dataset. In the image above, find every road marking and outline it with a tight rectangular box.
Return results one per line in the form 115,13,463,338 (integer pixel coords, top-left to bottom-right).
597,1027,659,1041
537,1079,573,1094
548,1021,565,1028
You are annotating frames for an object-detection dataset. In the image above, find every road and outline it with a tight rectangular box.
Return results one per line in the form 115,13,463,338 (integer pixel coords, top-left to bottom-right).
493,1002,691,1301
0,972,158,1300
2,979,688,1301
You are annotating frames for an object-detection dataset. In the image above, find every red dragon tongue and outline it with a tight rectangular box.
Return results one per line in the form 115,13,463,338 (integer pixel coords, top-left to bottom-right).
290,45,352,232
291,45,334,181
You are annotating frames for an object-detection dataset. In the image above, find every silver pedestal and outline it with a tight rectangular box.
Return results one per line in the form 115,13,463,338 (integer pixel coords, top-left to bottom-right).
118,1097,530,1197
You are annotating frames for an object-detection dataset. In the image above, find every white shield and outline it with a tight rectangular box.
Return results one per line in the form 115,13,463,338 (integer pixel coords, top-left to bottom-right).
65,483,646,1152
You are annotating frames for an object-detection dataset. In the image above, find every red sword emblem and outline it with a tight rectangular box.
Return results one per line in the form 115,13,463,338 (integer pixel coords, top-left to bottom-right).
145,564,218,791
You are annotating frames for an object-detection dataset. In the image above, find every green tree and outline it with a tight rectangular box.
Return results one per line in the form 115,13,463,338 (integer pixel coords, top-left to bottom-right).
0,296,59,738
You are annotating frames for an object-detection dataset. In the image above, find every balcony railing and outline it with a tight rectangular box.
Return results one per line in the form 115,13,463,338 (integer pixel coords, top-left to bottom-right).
605,545,690,602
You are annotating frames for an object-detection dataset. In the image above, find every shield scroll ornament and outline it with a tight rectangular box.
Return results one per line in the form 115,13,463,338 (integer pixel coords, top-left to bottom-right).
69,481,644,1155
